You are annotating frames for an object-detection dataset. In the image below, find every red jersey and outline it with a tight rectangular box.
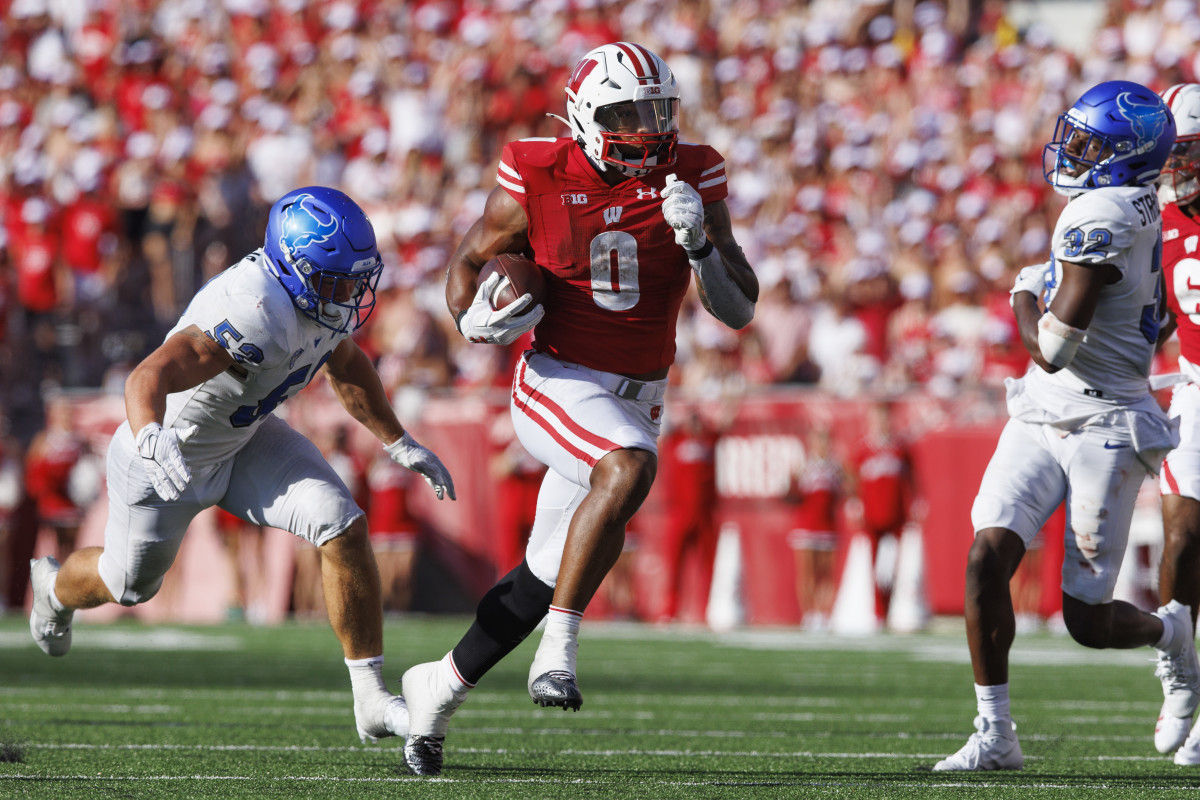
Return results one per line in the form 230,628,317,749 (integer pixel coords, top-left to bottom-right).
497,137,727,374
367,460,419,537
791,458,842,534
1162,202,1200,363
26,430,85,521
662,428,718,509
851,438,911,533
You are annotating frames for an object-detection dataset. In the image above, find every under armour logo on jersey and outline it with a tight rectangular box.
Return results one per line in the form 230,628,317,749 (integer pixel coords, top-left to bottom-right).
603,206,624,225
636,187,659,200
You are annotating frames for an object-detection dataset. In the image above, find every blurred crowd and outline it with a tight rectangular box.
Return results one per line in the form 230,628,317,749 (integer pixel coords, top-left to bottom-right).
0,0,1196,431
3,0,1199,438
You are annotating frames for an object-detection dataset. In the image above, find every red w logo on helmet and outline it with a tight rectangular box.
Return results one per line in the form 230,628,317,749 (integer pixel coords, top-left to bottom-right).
567,58,598,96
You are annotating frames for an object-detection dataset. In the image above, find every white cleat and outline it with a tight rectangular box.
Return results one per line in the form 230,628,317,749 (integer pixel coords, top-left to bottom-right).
29,557,73,657
1154,600,1200,754
933,716,1023,771
1175,720,1200,766
401,658,469,776
354,694,409,744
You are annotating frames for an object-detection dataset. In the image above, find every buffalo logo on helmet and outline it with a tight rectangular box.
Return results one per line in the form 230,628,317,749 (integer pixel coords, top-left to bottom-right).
1115,91,1170,155
281,194,339,253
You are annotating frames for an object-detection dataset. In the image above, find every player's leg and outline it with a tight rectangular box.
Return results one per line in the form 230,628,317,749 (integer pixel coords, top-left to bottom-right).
1162,381,1200,626
32,422,203,656
1161,493,1200,625
1058,424,1197,754
225,416,405,745
402,468,578,775
935,419,1064,772
509,354,664,708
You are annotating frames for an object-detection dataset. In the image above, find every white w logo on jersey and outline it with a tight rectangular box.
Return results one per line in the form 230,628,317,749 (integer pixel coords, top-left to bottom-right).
603,206,624,226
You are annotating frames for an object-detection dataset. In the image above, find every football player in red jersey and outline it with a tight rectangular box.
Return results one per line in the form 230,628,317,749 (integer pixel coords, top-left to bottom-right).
402,42,758,775
1154,83,1200,764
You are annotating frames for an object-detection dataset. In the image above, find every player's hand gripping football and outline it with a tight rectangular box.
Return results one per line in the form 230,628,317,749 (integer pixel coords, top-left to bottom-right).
1009,261,1051,307
384,432,456,501
136,422,199,501
458,271,544,346
662,174,706,252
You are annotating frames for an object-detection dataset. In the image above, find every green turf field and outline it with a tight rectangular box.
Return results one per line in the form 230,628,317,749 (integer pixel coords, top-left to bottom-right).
3,615,1200,799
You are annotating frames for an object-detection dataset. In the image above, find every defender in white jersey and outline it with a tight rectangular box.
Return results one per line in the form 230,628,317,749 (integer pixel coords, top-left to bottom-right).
936,81,1197,772
28,187,456,751
1154,83,1200,763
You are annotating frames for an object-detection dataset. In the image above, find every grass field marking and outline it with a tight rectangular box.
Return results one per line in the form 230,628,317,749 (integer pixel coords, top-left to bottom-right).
3,772,1199,790
22,742,1175,763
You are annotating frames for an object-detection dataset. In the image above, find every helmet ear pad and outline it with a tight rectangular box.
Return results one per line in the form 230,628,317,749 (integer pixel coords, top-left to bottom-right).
565,42,681,177
263,186,384,333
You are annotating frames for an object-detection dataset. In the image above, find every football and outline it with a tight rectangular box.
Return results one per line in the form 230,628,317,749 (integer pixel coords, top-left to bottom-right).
479,252,547,312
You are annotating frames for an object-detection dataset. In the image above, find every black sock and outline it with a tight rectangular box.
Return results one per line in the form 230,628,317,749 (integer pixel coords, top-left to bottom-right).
451,560,554,684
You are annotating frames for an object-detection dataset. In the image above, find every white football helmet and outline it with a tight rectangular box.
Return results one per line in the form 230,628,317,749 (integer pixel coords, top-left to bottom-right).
561,42,680,177
1160,83,1200,205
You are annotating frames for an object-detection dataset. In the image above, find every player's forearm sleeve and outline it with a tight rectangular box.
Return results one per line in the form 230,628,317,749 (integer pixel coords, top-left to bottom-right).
690,243,755,330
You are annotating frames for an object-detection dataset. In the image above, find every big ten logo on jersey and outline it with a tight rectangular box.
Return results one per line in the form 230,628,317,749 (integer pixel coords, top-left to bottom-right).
561,193,588,205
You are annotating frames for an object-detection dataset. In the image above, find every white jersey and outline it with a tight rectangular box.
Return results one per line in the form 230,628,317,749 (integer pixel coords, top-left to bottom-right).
162,249,350,467
1023,185,1164,411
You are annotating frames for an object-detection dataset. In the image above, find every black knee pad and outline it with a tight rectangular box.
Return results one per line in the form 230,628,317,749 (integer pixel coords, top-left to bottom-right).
452,560,554,684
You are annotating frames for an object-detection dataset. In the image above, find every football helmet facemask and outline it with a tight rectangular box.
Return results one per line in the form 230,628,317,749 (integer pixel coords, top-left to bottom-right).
1043,80,1175,197
559,42,680,177
263,186,383,333
1159,83,1200,206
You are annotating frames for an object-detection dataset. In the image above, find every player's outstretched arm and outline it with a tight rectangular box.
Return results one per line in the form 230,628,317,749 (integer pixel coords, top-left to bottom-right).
323,338,406,444
323,338,455,500
1012,259,1117,373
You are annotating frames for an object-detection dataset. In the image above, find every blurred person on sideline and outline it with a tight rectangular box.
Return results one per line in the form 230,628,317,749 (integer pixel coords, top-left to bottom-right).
847,400,915,625
402,42,757,775
488,408,546,574
936,81,1192,772
28,187,454,748
786,424,846,632
366,450,421,613
214,507,266,623
1150,83,1200,765
24,395,91,561
657,405,723,624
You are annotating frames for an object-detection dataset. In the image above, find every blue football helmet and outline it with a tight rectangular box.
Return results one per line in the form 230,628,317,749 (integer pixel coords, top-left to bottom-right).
263,186,384,333
1043,80,1176,196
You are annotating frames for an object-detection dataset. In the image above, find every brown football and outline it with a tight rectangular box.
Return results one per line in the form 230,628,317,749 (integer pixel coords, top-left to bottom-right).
479,252,547,311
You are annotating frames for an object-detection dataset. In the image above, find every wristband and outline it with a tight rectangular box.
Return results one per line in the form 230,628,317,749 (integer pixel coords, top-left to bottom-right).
686,240,714,260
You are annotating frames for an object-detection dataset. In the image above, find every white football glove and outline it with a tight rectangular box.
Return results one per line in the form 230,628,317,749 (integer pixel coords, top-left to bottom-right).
1010,261,1051,307
135,422,198,502
662,173,706,252
384,432,456,501
458,271,544,346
